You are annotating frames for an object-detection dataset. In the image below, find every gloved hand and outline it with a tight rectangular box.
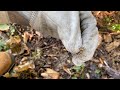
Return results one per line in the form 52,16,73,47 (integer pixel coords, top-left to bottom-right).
17,11,99,66
72,11,99,66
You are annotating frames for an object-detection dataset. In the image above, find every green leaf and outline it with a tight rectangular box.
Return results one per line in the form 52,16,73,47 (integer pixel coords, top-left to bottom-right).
0,40,5,51
104,17,112,23
0,40,9,51
108,24,120,32
72,66,81,71
9,25,15,35
0,24,9,31
81,73,85,79
72,77,77,79
72,64,85,72
95,69,101,74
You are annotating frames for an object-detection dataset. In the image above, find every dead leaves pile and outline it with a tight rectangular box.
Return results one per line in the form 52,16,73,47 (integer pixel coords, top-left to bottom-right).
41,68,60,79
0,23,62,79
0,24,37,78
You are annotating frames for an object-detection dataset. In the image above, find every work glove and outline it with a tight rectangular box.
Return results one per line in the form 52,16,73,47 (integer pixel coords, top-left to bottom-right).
18,11,99,66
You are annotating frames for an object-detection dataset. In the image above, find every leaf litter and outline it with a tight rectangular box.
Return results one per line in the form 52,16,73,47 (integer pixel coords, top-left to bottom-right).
1,11,120,79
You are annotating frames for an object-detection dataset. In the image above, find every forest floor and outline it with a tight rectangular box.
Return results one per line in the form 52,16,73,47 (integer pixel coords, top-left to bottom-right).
1,11,120,79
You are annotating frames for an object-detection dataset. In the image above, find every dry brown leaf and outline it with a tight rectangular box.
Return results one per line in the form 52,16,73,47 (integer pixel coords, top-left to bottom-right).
67,60,71,64
98,63,103,68
63,66,72,75
23,43,30,55
115,34,120,39
3,72,10,78
20,57,28,65
41,68,60,79
86,73,90,79
98,34,103,47
35,31,43,38
22,32,33,43
106,41,120,52
13,60,35,73
113,52,120,56
7,35,21,45
3,71,20,78
103,34,112,43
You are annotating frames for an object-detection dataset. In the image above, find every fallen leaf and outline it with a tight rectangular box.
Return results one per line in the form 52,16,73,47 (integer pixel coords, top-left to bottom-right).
98,63,103,68
23,43,30,55
86,73,90,79
71,77,77,79
3,70,20,78
20,57,28,65
106,41,120,52
35,31,43,38
22,32,33,43
113,52,120,56
7,35,21,45
67,60,71,64
63,66,72,75
0,24,9,31
41,68,60,79
10,71,20,77
9,25,15,35
13,60,35,73
98,34,102,46
3,72,10,78
103,34,112,43
95,69,101,74
115,34,120,39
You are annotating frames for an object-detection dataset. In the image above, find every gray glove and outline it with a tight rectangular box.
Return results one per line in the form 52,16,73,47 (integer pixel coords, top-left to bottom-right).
18,11,99,66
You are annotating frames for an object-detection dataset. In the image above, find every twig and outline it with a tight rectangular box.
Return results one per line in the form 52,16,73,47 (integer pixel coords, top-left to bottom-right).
104,66,120,79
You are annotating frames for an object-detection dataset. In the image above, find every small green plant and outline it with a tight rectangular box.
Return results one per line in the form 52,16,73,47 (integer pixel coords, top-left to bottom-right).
0,39,9,51
9,25,15,35
108,24,120,32
104,17,112,23
95,69,101,74
0,24,9,31
71,64,85,79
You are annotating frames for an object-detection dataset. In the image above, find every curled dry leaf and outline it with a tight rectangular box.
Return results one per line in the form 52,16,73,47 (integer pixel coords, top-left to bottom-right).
13,60,35,73
63,66,72,75
41,68,60,79
4,57,34,78
3,72,10,78
106,41,120,52
20,57,28,65
22,32,33,43
103,34,112,43
7,35,21,45
3,71,20,78
23,43,30,55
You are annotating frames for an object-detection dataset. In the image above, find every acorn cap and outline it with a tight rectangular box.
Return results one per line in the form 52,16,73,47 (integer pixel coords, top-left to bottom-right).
0,52,14,75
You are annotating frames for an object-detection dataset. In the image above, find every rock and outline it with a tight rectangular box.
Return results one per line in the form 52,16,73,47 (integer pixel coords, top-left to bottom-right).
0,52,12,75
